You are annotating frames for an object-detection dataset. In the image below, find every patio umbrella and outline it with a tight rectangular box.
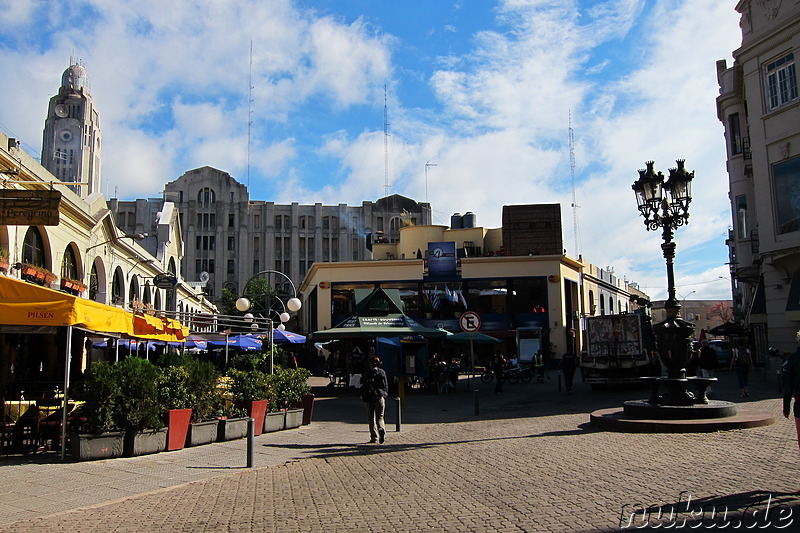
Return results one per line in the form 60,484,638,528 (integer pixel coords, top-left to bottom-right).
271,329,306,344
207,334,262,351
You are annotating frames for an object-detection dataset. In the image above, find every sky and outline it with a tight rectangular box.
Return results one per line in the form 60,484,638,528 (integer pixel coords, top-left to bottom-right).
0,0,743,302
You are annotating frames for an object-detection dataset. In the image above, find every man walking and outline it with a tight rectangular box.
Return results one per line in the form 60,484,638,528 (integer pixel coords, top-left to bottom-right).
361,356,388,443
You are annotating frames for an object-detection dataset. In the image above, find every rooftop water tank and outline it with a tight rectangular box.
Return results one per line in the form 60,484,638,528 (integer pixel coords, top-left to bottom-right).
463,211,476,228
450,213,463,229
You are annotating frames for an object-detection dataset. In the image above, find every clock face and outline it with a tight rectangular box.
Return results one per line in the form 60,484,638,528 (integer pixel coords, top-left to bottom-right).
59,129,74,143
54,104,68,118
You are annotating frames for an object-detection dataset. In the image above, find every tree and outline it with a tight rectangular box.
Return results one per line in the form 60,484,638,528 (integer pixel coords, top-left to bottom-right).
708,301,733,323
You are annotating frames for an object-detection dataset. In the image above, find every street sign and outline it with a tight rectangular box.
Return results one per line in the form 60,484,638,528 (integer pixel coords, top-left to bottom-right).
459,311,481,333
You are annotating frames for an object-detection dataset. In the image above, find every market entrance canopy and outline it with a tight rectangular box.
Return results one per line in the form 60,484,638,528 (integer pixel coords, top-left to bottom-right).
311,287,449,340
0,275,188,341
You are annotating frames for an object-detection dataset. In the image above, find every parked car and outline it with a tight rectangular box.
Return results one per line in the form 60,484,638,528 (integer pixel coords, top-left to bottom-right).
707,340,733,368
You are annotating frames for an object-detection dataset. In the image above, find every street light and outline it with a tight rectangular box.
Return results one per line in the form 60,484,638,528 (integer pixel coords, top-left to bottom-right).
632,159,696,400
235,270,302,374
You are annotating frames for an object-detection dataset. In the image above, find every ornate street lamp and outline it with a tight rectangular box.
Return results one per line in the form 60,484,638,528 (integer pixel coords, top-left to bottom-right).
632,160,696,402
235,270,301,374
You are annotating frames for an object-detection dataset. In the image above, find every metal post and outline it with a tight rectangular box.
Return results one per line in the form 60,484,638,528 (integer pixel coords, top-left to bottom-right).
474,389,479,416
247,418,255,468
395,396,401,432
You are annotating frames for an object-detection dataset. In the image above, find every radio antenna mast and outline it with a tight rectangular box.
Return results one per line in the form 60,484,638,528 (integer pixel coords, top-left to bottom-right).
247,39,254,190
569,111,581,257
383,85,390,198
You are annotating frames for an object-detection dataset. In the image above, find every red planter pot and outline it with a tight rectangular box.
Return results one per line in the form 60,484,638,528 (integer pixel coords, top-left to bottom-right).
234,399,268,436
166,408,192,451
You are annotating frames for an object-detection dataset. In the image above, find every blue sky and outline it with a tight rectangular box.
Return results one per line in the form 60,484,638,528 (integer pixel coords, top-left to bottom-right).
0,0,743,301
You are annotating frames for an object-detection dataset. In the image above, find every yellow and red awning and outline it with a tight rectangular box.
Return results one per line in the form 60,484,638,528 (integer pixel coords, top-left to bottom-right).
0,275,188,341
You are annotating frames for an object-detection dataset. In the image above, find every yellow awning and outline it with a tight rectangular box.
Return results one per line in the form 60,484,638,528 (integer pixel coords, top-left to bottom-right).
0,275,188,341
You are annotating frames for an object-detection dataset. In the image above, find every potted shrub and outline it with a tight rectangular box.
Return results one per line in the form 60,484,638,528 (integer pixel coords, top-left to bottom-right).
270,368,311,430
115,357,167,457
157,365,193,451
215,404,250,441
71,361,126,460
183,357,223,447
228,368,270,436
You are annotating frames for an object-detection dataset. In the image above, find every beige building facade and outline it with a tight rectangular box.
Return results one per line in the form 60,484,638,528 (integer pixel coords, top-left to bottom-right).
717,0,800,356
299,219,649,360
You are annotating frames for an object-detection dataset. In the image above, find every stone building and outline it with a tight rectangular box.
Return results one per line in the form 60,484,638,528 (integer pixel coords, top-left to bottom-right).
114,166,432,307
716,0,800,355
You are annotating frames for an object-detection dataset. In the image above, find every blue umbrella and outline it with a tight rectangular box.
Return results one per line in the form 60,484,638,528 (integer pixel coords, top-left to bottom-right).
207,334,262,351
271,329,306,344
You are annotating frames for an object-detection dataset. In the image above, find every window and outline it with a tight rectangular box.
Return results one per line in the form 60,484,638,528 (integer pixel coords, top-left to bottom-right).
766,53,798,110
377,217,384,232
197,187,216,205
736,195,748,239
322,217,330,230
22,227,45,266
728,113,742,155
274,215,281,229
773,156,800,234
196,236,202,250
61,245,78,280
228,214,234,228
227,260,234,274
228,236,235,250
254,214,260,229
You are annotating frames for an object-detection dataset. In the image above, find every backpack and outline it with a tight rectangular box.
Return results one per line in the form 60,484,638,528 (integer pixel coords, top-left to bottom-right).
360,369,379,402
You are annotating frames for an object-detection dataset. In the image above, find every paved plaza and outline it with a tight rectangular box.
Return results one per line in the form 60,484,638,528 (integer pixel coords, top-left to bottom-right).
1,368,798,532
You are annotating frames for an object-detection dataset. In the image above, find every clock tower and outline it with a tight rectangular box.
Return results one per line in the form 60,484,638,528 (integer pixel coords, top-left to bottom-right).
41,61,102,197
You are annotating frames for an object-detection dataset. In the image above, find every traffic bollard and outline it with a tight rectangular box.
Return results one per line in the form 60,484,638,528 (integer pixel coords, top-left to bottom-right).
247,418,254,469
474,389,479,416
395,396,401,432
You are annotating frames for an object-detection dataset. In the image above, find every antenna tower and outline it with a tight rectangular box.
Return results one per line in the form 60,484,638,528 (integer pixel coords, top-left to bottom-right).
247,39,254,190
569,111,581,257
383,86,390,197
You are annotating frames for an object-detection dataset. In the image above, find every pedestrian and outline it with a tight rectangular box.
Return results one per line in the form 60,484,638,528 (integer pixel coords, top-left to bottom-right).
783,330,800,451
558,351,577,393
699,340,718,394
730,339,753,397
360,356,388,443
492,352,505,394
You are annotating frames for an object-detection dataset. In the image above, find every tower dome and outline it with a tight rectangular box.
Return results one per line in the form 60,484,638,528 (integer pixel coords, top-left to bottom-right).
61,63,90,94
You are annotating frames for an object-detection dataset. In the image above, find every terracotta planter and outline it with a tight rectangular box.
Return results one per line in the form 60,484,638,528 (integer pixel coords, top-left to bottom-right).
166,408,192,451
234,399,268,436
187,420,219,447
292,393,315,425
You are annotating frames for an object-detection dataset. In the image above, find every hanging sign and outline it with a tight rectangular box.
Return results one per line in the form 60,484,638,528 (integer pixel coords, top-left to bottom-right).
0,189,62,226
153,273,178,289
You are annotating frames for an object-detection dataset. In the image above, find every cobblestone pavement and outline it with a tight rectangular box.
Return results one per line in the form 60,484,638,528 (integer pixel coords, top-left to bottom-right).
1,369,799,532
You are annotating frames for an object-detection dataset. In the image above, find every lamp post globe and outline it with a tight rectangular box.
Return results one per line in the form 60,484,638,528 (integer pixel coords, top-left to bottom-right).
287,297,301,312
235,297,250,312
277,324,286,331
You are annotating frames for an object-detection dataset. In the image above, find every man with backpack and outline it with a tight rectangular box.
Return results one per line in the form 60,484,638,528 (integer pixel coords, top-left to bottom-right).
360,356,388,443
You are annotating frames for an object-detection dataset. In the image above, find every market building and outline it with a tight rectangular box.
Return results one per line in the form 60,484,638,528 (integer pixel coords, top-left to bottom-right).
716,1,800,356
299,204,650,364
0,63,216,405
